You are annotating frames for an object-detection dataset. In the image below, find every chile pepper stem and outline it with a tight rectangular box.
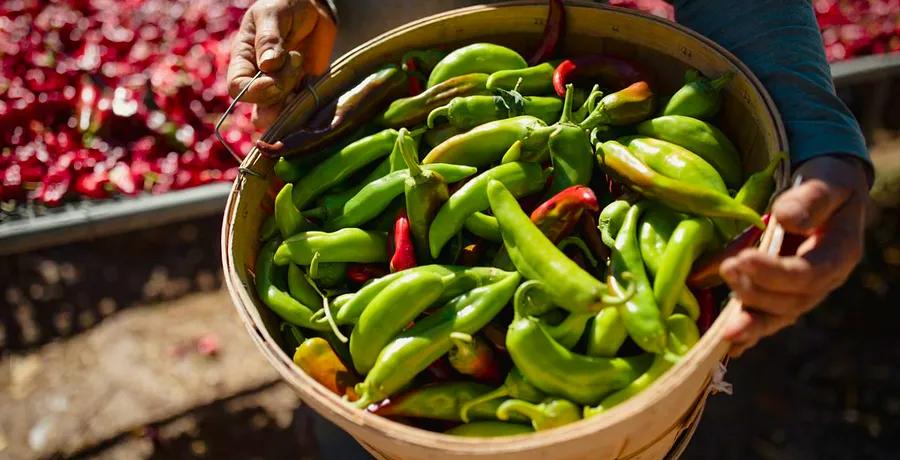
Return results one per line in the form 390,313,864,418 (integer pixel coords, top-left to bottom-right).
710,72,734,91
603,272,637,306
458,386,510,423
557,236,600,268
496,399,544,424
409,126,428,138
449,331,474,347
306,251,348,343
585,84,603,114
397,128,423,177
513,77,524,93
426,107,449,128
579,98,609,130
513,280,550,319
559,83,576,124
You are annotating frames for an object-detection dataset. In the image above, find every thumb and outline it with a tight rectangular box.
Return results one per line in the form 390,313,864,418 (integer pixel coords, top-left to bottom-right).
254,8,287,73
771,161,854,235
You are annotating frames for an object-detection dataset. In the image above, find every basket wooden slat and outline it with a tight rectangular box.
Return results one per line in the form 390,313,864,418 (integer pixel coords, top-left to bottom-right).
223,2,790,459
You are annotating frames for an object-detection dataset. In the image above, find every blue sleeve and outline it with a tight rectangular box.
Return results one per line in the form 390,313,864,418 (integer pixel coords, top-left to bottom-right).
672,0,870,172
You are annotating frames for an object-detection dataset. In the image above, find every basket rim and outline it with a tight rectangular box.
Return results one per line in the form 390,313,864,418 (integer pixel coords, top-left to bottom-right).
222,0,790,453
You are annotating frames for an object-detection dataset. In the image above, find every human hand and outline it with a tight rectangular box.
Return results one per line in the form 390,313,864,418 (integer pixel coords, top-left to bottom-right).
720,155,869,357
227,0,337,128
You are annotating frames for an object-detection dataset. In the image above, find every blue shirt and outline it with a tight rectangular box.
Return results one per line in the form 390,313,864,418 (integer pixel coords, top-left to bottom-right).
330,0,869,169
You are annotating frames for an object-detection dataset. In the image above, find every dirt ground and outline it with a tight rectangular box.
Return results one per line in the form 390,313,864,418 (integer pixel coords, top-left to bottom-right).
2,143,899,460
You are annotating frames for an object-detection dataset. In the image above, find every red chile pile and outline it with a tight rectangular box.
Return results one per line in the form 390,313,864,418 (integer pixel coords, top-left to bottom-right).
0,0,253,210
816,0,900,62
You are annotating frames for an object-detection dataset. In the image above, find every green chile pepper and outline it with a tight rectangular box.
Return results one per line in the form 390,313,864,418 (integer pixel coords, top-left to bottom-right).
445,421,533,437
598,200,631,249
486,62,557,95
622,137,729,195
636,115,743,188
354,272,520,407
464,212,502,242
372,382,527,422
639,205,700,320
584,314,700,416
459,367,546,423
735,152,786,213
292,129,397,209
429,161,550,258
322,163,477,229
596,141,763,227
349,271,447,374
332,265,510,326
662,70,733,119
586,308,628,358
427,94,562,129
275,183,309,238
496,398,582,431
547,84,594,195
543,311,593,349
422,115,554,167
448,333,500,382
424,123,466,149
427,43,527,88
400,129,449,262
255,240,329,331
488,180,622,314
308,157,392,221
309,262,347,288
380,73,490,128
506,288,653,405
610,202,668,354
287,263,324,309
653,216,715,318
274,229,388,266
259,215,277,242
579,81,656,128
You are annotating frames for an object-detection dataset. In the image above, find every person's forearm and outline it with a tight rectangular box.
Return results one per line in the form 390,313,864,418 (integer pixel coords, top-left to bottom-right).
673,0,870,174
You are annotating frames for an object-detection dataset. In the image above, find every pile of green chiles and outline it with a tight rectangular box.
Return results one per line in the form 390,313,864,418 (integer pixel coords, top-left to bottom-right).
254,43,780,437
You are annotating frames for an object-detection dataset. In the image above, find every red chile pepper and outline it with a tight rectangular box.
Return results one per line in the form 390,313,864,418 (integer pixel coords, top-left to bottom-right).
405,58,424,96
390,209,417,272
528,0,566,65
694,288,716,334
530,185,600,243
347,263,389,285
688,214,770,289
257,66,408,157
448,332,502,384
553,55,651,98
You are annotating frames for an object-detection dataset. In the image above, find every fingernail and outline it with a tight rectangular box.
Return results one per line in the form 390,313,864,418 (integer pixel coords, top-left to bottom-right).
260,49,277,65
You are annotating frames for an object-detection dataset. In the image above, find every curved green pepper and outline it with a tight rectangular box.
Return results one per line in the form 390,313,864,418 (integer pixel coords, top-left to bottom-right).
422,115,554,167
322,163,477,229
598,200,631,249
445,421,533,437
622,137,728,195
427,43,527,88
547,84,594,195
586,308,628,358
354,272,520,407
506,304,652,405
372,382,527,423
332,265,510,326
275,183,309,238
349,271,446,374
429,161,550,258
636,115,743,188
287,263,324,309
486,61,557,95
308,157,392,221
639,205,700,320
735,152,786,213
488,180,621,314
291,129,397,209
596,141,763,227
653,216,714,318
543,311,593,349
662,70,733,119
496,398,582,431
427,94,562,130
254,239,329,331
274,229,388,266
464,212,502,242
380,73,490,128
459,367,546,423
610,202,667,354
584,314,700,416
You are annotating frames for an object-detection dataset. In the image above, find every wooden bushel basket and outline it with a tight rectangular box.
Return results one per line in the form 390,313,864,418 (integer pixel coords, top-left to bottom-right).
222,2,790,459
